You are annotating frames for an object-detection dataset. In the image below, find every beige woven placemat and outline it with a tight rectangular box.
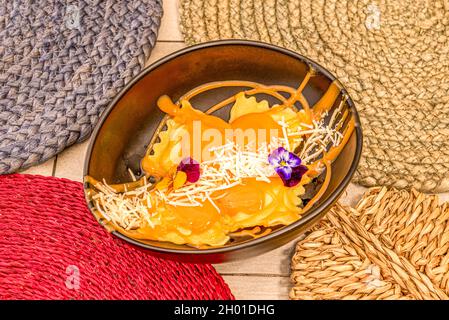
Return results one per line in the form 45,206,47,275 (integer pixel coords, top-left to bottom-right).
179,0,449,192
290,187,449,300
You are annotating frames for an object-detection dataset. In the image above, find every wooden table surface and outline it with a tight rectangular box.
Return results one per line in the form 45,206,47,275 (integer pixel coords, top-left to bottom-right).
21,0,449,299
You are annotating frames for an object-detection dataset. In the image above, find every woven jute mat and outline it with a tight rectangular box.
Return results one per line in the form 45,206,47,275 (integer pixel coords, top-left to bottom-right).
0,174,234,300
179,0,449,192
290,187,449,300
0,0,163,174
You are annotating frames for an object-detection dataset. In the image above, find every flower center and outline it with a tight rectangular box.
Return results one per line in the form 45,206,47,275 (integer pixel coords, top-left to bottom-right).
279,160,287,167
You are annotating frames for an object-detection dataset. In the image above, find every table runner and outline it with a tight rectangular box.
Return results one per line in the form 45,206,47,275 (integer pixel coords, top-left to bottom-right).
290,187,449,300
0,174,234,300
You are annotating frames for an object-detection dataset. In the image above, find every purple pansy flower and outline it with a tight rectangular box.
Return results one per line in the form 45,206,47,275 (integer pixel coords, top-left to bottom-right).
268,147,308,187
177,157,200,183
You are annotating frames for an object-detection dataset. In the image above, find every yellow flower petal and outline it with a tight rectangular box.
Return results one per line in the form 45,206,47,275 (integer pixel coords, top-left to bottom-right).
173,171,187,190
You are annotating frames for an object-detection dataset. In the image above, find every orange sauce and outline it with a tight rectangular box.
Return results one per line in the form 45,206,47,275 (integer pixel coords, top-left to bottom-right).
285,70,313,122
312,81,341,119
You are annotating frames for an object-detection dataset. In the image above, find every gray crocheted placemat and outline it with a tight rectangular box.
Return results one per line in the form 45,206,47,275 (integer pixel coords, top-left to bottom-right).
0,0,163,174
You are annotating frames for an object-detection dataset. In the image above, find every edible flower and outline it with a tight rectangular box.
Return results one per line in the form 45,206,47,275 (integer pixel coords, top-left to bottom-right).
156,157,200,191
177,157,200,183
173,157,200,189
268,147,308,187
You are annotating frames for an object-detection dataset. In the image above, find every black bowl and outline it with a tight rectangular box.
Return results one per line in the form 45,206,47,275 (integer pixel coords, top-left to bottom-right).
83,40,363,263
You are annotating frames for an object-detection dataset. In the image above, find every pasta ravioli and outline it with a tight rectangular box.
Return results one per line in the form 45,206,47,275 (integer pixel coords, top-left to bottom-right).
86,73,354,248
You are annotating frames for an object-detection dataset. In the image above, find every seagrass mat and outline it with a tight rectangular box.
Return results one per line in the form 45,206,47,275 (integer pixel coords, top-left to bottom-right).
179,0,449,192
0,0,163,174
290,187,449,300
0,174,234,300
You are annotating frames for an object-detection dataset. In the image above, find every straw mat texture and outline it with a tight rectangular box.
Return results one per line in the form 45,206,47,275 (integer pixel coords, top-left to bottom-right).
0,174,234,300
179,0,449,192
290,187,449,300
0,0,163,175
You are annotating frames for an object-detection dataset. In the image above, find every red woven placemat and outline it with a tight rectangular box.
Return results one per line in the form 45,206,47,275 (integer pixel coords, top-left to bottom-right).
0,174,234,300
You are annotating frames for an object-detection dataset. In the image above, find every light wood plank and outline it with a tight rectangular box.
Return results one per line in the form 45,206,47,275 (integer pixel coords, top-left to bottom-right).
339,183,367,207
54,140,90,183
146,41,186,66
440,193,449,203
20,158,55,176
214,241,296,276
223,275,290,300
158,0,183,41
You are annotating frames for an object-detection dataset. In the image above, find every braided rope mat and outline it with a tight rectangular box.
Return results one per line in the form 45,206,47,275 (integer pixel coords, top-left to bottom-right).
179,0,449,192
0,0,163,174
290,187,449,300
0,174,234,300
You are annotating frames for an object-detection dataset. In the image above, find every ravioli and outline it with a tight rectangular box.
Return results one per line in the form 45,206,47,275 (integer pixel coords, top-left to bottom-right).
87,77,353,247
98,94,311,247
